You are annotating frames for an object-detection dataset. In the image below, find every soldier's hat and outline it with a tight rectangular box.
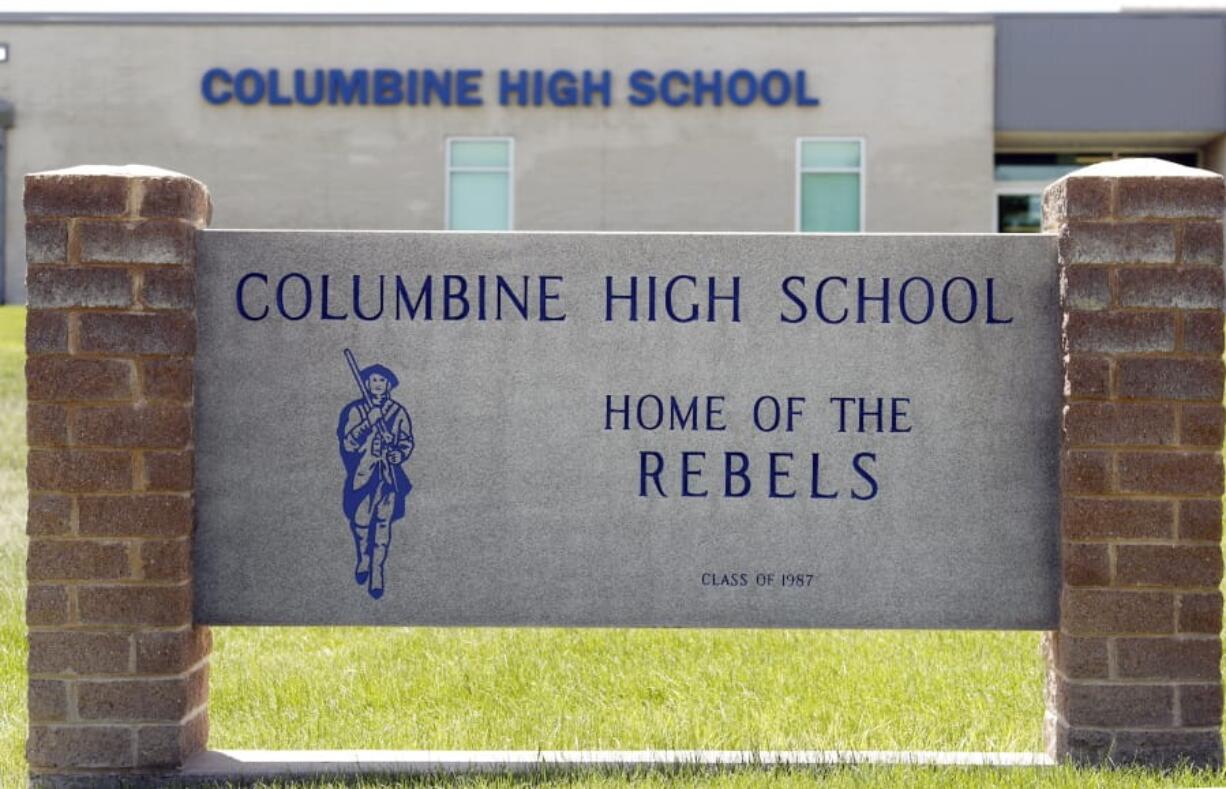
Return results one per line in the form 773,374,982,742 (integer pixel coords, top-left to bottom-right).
360,364,399,389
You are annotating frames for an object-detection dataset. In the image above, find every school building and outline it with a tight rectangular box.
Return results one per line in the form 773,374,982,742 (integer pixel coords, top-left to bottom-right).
0,11,1223,303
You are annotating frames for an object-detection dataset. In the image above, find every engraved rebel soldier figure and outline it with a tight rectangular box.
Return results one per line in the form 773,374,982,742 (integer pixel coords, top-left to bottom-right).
337,350,414,599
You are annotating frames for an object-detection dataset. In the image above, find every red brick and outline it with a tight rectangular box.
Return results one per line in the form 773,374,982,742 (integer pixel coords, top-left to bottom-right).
1110,729,1223,769
1117,451,1223,495
27,724,134,769
1048,177,1113,221
77,666,207,722
135,627,211,674
1181,404,1224,446
1178,592,1223,633
1044,633,1109,679
26,219,68,265
74,403,191,449
140,539,191,581
78,494,192,538
1116,544,1222,588
1116,637,1220,680
1062,450,1112,494
25,172,130,219
1060,221,1176,265
1060,682,1174,727
1063,498,1173,540
27,539,131,582
1118,267,1224,308
1066,311,1175,353
1064,402,1175,446
143,451,193,492
1066,355,1110,399
26,585,69,626
1062,588,1174,635
77,311,194,355
1183,221,1225,266
28,630,131,675
1063,542,1110,587
1179,499,1222,542
136,709,209,767
77,584,191,626
1045,718,1113,766
79,219,194,265
27,403,68,447
28,680,69,722
27,266,132,309
1064,266,1111,310
28,449,132,493
1179,684,1224,726
140,175,211,225
139,268,194,309
1117,358,1223,401
1116,176,1225,219
27,494,72,537
26,356,133,402
1183,311,1224,355
141,358,192,401
25,310,68,353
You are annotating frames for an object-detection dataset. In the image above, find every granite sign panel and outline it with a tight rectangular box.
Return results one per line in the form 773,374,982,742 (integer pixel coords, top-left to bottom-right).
193,232,1060,627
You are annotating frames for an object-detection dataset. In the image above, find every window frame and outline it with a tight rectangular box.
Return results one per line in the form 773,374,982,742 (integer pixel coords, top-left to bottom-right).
445,136,515,231
794,136,866,233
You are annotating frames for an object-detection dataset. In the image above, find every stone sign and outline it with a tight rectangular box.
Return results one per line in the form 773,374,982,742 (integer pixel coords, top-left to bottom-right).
26,163,1226,778
193,232,1060,627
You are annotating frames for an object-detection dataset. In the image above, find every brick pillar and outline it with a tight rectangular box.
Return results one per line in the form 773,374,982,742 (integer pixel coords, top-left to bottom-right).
1043,158,1226,768
24,166,211,783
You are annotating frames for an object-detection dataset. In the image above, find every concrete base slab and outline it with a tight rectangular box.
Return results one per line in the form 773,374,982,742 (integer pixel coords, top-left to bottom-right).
179,749,1055,778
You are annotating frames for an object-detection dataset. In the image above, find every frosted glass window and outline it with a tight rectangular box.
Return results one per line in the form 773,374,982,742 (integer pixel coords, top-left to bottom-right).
801,173,860,233
450,172,510,231
451,140,510,168
447,138,512,230
801,140,861,169
797,139,863,232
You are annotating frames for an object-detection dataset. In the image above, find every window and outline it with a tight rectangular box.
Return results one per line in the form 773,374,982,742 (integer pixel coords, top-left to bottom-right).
796,138,864,232
997,192,1043,234
446,138,513,230
994,151,1200,233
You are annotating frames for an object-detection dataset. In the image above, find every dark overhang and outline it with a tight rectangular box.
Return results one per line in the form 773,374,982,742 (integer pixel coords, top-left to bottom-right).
995,15,1226,134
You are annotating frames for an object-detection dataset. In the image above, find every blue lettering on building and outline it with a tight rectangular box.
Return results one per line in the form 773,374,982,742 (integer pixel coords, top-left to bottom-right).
201,67,821,108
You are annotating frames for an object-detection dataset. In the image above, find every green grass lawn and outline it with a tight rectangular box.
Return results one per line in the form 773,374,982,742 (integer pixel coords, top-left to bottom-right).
0,303,1222,787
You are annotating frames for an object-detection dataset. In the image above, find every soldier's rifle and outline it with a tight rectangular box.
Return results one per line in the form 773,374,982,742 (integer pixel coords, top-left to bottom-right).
343,349,400,483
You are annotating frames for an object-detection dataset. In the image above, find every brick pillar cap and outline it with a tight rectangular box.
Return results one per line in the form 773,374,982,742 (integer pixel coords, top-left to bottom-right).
1043,157,1224,227
26,164,211,224
1060,157,1221,181
28,164,198,180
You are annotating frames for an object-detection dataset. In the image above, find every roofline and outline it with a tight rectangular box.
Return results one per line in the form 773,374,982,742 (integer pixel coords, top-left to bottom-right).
0,11,1222,26
0,12,991,25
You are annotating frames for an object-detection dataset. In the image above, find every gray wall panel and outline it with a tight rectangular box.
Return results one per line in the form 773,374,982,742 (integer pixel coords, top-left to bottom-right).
997,16,1226,132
